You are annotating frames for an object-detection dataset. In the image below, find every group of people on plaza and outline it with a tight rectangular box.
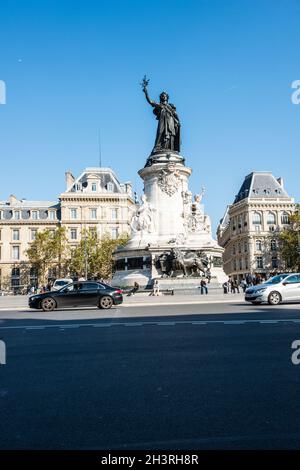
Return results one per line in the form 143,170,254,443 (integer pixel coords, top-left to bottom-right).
222,273,269,294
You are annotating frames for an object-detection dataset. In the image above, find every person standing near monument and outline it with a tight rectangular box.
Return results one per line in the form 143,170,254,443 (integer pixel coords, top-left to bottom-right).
200,279,208,295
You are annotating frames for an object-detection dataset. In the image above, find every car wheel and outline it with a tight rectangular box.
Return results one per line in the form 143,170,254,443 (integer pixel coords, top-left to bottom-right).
41,297,56,312
268,291,281,305
99,296,113,309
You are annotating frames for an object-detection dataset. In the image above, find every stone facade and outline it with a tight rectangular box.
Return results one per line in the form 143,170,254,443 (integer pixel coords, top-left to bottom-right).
0,168,134,291
217,172,295,281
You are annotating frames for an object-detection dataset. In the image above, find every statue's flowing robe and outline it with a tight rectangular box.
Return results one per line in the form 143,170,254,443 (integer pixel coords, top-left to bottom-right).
152,103,180,153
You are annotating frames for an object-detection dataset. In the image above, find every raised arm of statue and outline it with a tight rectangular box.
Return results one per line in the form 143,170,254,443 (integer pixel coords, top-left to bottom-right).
141,75,156,107
143,87,156,107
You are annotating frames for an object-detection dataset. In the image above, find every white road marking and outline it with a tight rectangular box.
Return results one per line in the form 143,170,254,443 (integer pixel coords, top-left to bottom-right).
1,318,300,331
25,326,45,330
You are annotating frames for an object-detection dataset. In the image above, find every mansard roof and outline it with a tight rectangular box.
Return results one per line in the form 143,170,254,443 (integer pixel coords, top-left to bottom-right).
65,167,131,195
0,199,58,209
234,172,291,203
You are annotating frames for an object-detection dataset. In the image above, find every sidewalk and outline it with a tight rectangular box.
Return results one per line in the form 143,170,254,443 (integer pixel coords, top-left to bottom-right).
0,291,245,310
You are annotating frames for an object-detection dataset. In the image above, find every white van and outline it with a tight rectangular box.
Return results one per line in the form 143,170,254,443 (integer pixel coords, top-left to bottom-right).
52,278,73,291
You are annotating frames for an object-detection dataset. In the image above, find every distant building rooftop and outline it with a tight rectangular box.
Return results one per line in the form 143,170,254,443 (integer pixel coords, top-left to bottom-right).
234,172,290,203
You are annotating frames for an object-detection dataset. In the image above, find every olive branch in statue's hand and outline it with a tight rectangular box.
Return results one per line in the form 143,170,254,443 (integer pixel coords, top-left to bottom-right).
141,75,150,92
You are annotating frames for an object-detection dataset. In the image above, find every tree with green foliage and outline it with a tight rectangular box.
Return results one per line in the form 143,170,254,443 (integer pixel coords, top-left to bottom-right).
278,205,300,272
26,227,69,286
68,230,129,280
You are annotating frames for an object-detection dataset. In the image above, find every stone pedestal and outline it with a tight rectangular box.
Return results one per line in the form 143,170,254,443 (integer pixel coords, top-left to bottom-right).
112,151,226,288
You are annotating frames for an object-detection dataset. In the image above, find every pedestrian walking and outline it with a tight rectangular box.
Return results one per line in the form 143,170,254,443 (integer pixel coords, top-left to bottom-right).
232,279,240,293
222,281,229,294
151,279,160,296
240,278,247,293
200,279,208,295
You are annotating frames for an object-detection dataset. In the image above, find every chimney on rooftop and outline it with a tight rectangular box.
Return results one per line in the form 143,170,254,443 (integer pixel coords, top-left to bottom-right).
277,177,284,189
65,171,75,191
9,194,18,205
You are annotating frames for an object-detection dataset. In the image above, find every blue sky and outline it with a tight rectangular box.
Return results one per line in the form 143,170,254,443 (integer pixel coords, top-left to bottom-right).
0,0,299,232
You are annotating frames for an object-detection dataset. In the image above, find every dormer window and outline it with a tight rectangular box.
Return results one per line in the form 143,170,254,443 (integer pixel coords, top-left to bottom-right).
107,182,114,192
32,211,38,220
14,210,21,220
48,211,55,220
92,183,97,192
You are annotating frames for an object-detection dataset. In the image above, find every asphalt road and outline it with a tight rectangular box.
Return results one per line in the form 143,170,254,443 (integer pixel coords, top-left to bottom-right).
1,302,300,449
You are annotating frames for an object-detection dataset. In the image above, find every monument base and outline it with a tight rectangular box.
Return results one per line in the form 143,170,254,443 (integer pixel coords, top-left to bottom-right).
112,150,227,288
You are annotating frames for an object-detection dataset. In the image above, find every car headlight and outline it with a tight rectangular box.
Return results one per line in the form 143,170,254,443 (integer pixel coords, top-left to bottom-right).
256,288,267,294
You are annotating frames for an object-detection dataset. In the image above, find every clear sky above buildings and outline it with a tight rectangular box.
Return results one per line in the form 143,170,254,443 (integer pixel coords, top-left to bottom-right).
0,0,299,232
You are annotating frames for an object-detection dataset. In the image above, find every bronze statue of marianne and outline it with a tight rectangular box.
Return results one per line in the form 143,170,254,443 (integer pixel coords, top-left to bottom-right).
141,76,181,155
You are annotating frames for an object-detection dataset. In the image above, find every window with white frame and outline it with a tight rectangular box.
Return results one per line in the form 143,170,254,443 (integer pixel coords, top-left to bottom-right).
111,208,118,220
14,210,21,220
111,228,118,239
256,240,262,251
92,183,97,192
32,210,39,220
90,208,97,219
12,246,20,260
70,208,77,220
107,182,114,192
281,212,289,224
31,229,37,240
252,212,262,225
256,256,263,269
48,211,55,220
12,229,20,241
267,212,276,225
270,239,277,251
70,228,77,240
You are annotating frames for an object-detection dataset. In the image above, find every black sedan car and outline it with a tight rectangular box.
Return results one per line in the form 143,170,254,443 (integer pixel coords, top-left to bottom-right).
29,281,123,311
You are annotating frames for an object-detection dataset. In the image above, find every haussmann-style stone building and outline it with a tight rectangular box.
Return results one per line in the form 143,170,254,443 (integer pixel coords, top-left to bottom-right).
0,167,134,292
217,172,295,282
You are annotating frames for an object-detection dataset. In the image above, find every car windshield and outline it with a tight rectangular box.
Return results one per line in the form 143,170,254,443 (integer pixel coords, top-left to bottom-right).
60,283,73,292
264,274,289,285
55,280,68,286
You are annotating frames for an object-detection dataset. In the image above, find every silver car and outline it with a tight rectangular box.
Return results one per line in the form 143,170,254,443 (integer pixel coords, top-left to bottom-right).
245,273,300,305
